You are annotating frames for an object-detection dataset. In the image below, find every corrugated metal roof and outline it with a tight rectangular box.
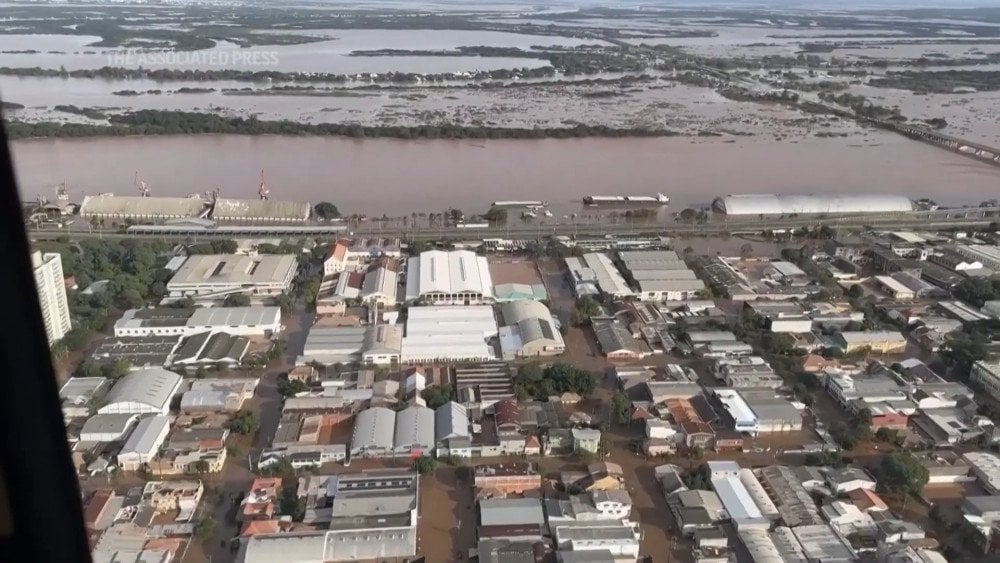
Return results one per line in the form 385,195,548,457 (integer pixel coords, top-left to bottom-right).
80,194,207,219
101,368,183,413
211,198,310,222
351,407,395,451
120,415,171,456
394,405,435,452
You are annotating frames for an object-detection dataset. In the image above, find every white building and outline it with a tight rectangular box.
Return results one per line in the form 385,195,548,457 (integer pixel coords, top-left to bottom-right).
60,377,112,419
32,251,72,344
400,305,498,364
350,407,396,458
98,368,184,415
184,307,282,337
393,405,435,457
581,252,633,297
114,306,282,338
117,415,172,471
404,250,494,305
166,254,297,300
552,520,641,559
498,300,565,360
79,414,139,442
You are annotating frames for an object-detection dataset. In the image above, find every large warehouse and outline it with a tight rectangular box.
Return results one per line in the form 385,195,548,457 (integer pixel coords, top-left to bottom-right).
97,367,184,415
350,407,396,458
79,194,209,223
404,250,494,305
400,305,498,364
498,300,565,360
713,194,914,216
166,254,297,300
210,198,311,224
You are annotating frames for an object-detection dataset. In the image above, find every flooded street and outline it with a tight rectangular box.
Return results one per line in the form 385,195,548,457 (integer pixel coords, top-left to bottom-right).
11,132,1000,215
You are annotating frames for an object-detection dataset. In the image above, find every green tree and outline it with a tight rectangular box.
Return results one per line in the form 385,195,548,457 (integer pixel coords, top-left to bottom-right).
277,377,307,398
878,451,929,497
275,293,294,313
102,358,132,380
421,384,454,409
228,410,259,435
572,296,602,326
611,392,630,424
224,293,251,307
76,358,104,378
682,465,711,490
940,336,987,380
412,455,436,475
194,518,215,539
314,202,340,220
847,284,864,299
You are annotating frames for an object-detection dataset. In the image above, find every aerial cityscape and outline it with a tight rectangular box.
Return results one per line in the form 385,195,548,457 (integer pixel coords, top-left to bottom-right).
6,1,1000,562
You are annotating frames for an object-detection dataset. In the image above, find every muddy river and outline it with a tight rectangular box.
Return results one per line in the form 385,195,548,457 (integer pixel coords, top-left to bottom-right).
10,132,1000,216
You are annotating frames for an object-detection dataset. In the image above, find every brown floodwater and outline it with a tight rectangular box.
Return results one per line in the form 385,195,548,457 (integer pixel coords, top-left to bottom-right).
9,132,1000,216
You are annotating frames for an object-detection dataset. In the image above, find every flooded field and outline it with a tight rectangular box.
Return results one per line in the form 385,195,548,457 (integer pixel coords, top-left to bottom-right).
11,133,1000,216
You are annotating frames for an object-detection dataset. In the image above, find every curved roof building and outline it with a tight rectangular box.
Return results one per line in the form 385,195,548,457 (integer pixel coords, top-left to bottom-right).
499,300,566,360
97,367,184,415
394,405,435,456
713,194,913,216
351,407,395,458
404,250,494,304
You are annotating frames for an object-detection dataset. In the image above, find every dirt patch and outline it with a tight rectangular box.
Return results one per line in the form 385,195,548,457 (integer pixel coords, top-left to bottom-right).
488,257,544,286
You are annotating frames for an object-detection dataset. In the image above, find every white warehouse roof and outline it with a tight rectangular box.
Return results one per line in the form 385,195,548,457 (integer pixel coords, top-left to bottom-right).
714,194,913,216
351,407,396,453
712,476,767,527
394,405,435,454
405,250,494,301
119,415,171,458
401,305,498,363
186,306,281,331
98,368,184,415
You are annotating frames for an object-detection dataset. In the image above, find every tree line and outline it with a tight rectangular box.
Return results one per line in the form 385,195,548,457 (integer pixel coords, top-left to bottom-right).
6,109,678,140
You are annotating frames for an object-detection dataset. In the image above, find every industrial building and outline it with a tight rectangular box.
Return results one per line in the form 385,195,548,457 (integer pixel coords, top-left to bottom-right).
498,300,565,360
171,332,251,368
79,194,208,223
114,306,282,338
79,414,139,443
393,405,435,458
184,307,283,337
756,466,824,527
956,244,1000,271
714,389,803,436
60,377,112,420
564,256,601,298
117,415,172,471
210,198,311,224
435,401,471,458
350,407,396,458
97,368,184,416
832,331,907,354
166,254,298,301
618,250,706,301
711,474,769,530
713,193,913,216
243,471,419,562
404,250,494,305
400,305,498,364
298,324,402,366
32,251,72,345
579,252,633,297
